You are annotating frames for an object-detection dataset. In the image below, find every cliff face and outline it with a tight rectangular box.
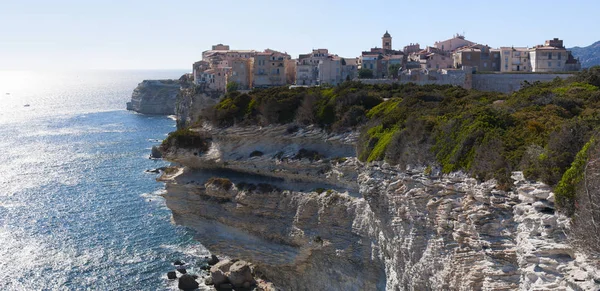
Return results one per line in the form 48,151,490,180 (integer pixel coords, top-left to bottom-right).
126,80,180,115
175,83,221,129
159,125,600,290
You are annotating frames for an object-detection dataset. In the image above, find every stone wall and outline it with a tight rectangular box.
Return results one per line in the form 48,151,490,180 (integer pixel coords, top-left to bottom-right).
359,69,467,88
472,73,573,93
358,72,574,93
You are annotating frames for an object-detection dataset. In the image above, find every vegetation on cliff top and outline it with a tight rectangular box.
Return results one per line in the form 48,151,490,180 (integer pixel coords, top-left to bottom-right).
201,67,600,212
161,128,210,153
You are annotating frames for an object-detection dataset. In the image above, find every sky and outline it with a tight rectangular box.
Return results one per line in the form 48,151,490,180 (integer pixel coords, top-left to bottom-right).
1,0,599,70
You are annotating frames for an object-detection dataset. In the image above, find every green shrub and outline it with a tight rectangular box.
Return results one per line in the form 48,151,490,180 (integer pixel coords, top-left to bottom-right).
555,137,595,215
161,129,210,152
194,68,600,194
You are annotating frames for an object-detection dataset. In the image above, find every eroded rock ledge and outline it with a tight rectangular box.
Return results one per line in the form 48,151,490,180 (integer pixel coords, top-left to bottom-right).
159,124,600,290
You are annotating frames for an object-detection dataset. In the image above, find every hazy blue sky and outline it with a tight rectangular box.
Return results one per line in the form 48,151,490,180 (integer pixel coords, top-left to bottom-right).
1,0,598,70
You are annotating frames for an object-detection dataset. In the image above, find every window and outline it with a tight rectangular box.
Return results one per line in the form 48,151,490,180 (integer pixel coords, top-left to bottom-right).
558,52,562,60
558,62,561,67
484,63,488,67
466,54,470,60
548,52,552,59
548,62,552,67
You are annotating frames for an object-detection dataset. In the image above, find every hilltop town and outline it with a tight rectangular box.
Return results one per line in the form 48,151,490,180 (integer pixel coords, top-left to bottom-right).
192,32,582,92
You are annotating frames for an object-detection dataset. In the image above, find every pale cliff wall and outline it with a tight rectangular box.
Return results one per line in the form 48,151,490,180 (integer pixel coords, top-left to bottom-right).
159,125,600,290
126,80,180,115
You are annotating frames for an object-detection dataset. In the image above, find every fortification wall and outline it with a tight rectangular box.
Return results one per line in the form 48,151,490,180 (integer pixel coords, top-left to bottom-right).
358,72,573,93
472,73,573,93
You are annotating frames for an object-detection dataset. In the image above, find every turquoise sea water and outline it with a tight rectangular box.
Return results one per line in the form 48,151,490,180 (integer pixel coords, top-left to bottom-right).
0,71,210,290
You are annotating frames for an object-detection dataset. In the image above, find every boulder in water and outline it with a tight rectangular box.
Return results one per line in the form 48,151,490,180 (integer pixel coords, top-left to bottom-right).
178,274,199,290
167,271,177,280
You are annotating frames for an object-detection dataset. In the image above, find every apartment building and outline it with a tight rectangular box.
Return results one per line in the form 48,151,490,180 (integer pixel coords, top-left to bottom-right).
500,47,531,72
453,44,501,72
296,49,330,86
253,50,290,88
529,38,580,72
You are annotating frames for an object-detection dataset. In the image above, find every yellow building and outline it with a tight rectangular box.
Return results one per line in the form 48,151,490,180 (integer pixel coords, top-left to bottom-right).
499,47,531,72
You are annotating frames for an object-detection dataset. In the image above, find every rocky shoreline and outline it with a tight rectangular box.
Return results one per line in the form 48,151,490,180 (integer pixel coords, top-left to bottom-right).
155,124,600,290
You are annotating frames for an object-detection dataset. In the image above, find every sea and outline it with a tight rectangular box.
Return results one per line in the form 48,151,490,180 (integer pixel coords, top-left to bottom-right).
0,70,211,290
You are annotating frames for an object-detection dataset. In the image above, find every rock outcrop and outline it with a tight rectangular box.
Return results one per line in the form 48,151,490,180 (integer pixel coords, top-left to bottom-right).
175,77,222,129
159,124,600,290
126,79,180,115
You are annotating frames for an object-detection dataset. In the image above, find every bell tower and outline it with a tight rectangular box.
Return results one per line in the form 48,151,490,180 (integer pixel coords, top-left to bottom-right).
382,31,392,50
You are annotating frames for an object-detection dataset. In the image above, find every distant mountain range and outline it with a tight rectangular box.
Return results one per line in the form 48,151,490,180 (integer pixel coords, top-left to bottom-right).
570,41,600,68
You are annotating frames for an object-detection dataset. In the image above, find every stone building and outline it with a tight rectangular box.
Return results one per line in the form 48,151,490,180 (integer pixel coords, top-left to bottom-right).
529,38,580,72
408,47,453,71
317,56,358,85
403,43,421,54
296,49,330,86
358,31,405,78
453,44,501,72
500,47,531,72
227,58,253,90
382,31,392,50
434,34,476,53
253,49,290,88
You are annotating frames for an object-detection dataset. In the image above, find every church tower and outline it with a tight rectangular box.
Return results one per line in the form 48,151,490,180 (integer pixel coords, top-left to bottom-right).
382,31,392,50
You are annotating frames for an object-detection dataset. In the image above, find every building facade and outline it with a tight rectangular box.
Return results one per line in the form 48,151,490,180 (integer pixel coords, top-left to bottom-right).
253,50,289,88
453,45,501,72
227,58,253,90
529,38,580,72
500,47,531,72
296,49,330,86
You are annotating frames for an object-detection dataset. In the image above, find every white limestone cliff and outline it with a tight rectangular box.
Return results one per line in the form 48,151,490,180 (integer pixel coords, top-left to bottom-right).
126,80,180,115
159,124,600,290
